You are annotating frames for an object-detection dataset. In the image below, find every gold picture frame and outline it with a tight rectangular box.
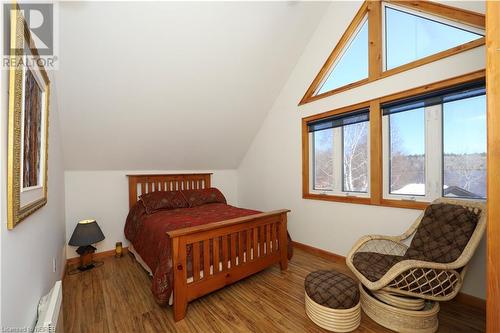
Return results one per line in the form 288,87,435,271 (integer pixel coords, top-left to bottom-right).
7,5,51,229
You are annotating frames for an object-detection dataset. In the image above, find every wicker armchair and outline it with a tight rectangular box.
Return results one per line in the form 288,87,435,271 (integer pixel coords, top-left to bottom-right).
346,198,486,302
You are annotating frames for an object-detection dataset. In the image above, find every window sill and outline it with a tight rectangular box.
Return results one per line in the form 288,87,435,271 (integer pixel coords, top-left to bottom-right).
303,193,371,205
303,193,429,210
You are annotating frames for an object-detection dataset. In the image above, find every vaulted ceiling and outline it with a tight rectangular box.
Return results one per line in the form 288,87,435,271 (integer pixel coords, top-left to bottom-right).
56,1,329,170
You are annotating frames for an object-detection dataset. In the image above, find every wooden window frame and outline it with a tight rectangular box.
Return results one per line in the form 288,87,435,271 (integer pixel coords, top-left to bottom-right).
299,0,485,106
302,69,485,210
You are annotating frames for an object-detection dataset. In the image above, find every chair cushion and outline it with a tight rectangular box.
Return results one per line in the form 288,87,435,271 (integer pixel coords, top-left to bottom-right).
406,203,480,263
304,270,359,309
352,252,406,282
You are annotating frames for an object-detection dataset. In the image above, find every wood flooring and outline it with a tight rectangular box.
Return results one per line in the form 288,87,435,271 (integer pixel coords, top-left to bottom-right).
63,248,485,333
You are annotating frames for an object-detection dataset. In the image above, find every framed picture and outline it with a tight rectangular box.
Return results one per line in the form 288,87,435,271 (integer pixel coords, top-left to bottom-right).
7,6,51,229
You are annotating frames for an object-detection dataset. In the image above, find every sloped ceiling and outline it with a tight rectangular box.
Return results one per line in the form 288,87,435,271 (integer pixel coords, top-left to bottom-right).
56,1,329,170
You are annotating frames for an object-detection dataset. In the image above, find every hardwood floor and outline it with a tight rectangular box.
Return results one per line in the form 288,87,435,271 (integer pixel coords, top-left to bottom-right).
63,248,485,333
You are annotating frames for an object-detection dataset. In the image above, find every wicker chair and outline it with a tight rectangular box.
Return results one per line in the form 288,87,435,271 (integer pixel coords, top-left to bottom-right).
346,198,486,302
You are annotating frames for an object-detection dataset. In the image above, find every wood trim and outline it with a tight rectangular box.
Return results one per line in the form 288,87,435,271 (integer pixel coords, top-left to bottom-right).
486,2,500,331
302,193,371,205
378,69,485,104
368,0,382,80
66,247,129,266
302,120,310,197
386,0,485,28
379,199,430,210
302,70,485,211
293,241,485,310
292,241,346,263
454,292,486,312
299,1,486,106
126,173,212,208
380,38,485,79
299,2,370,105
303,101,372,123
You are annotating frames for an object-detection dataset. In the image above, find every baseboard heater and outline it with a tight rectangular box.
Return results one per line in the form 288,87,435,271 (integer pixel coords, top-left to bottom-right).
35,280,63,332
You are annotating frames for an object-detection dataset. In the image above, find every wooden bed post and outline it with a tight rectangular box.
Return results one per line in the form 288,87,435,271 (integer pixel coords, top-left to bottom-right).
279,212,288,271
128,176,138,209
171,237,188,321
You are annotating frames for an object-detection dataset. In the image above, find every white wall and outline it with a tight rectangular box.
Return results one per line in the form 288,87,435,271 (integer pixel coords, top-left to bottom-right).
237,1,486,299
57,1,328,171
0,72,66,327
64,170,238,258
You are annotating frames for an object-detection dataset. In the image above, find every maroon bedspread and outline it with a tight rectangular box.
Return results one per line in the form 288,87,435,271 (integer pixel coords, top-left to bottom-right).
124,202,292,305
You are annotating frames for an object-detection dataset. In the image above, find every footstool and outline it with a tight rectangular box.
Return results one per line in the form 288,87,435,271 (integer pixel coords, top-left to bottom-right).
304,270,361,332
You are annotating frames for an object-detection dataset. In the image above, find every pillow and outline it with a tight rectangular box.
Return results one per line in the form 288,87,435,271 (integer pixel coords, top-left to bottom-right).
139,191,188,214
182,188,227,208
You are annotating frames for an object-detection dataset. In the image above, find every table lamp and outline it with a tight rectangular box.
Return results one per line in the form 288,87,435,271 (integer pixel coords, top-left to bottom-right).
68,219,105,271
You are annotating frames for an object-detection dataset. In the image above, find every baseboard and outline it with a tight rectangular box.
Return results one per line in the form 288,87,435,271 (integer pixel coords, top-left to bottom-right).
292,241,486,311
292,241,346,263
454,291,486,311
66,247,129,266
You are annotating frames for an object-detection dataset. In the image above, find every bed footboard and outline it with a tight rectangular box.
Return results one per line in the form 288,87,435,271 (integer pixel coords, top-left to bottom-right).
167,209,290,321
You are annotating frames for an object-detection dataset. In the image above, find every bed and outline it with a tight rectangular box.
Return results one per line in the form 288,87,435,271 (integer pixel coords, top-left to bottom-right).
124,173,291,321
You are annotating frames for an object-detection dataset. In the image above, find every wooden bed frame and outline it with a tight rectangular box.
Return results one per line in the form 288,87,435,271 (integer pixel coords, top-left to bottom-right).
127,173,290,321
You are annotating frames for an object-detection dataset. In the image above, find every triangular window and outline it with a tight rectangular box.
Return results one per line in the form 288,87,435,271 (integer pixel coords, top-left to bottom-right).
384,4,484,70
300,1,485,105
316,17,368,95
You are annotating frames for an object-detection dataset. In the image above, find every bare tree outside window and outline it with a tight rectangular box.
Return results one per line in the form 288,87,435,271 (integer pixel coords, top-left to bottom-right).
313,129,334,190
389,108,426,196
343,122,368,192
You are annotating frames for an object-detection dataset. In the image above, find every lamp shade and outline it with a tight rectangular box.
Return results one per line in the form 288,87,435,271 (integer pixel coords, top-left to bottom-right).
68,219,105,246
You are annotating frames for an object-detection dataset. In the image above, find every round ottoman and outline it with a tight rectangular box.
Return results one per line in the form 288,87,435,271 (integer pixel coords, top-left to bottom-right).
304,270,361,332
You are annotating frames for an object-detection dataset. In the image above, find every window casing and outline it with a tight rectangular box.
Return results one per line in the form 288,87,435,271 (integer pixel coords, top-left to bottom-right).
302,71,486,209
382,83,486,202
299,1,485,106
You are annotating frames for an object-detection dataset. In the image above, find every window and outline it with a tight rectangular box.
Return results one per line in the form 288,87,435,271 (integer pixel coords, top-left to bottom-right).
384,4,484,70
300,1,485,105
443,94,486,199
382,82,486,201
309,110,370,196
388,107,426,196
316,18,368,95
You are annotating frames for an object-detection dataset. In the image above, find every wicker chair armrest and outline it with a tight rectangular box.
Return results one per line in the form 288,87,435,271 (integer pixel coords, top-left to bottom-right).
346,235,409,284
347,235,408,258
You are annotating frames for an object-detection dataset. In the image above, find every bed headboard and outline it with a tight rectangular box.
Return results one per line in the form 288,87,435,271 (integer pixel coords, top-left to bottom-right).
127,173,212,208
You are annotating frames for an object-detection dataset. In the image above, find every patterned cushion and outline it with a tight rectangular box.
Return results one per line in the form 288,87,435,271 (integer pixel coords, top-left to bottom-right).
352,203,480,283
352,252,406,282
406,203,479,263
182,188,227,208
140,191,188,214
304,270,359,309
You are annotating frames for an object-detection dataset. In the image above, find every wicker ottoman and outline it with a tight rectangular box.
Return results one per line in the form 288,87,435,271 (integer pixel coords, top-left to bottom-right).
304,270,361,332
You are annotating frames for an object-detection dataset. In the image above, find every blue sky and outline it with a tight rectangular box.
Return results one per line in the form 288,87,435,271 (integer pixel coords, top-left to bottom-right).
318,5,482,93
315,95,486,155
385,7,482,70
390,95,486,155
